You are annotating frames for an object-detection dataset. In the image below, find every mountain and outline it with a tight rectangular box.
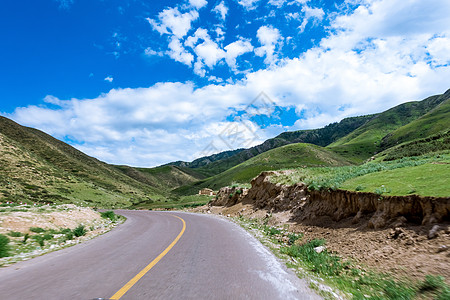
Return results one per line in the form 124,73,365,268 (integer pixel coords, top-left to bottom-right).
169,114,374,177
379,90,450,150
0,116,168,207
173,143,352,195
327,90,449,162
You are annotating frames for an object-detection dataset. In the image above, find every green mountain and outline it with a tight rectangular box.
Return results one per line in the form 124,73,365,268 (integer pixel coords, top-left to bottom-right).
327,90,449,163
171,114,374,177
380,90,450,149
0,116,170,207
173,143,352,195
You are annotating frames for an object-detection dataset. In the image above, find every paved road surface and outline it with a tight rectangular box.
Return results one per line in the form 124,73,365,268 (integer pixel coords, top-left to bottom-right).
0,211,319,299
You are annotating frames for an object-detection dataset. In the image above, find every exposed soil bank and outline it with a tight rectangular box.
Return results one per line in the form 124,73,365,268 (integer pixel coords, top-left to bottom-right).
204,171,450,283
211,171,450,229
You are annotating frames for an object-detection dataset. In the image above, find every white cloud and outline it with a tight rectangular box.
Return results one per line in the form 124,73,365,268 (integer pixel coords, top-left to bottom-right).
7,0,450,167
189,0,208,9
147,8,199,39
104,76,114,83
238,0,260,10
213,1,228,20
194,39,225,68
255,26,283,64
144,48,164,57
298,5,324,32
167,37,195,66
224,39,254,70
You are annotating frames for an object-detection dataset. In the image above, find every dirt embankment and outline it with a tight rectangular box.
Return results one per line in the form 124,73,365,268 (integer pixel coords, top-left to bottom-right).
211,171,450,229
205,171,450,282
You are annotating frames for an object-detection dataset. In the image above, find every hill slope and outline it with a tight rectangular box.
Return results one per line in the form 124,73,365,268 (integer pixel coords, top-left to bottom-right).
327,90,449,162
0,116,165,207
174,143,351,195
172,114,374,177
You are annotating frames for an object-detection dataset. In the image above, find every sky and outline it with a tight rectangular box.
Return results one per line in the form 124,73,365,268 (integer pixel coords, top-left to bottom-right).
1,0,450,167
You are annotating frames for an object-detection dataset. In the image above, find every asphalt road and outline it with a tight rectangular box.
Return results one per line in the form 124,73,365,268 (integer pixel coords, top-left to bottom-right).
0,211,319,300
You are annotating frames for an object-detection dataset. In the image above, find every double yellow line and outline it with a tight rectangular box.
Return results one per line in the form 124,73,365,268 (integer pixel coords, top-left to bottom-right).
110,214,186,299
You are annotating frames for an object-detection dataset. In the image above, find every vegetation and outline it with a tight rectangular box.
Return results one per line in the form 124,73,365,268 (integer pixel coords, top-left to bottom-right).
236,216,450,300
271,152,450,197
174,143,351,195
327,92,449,163
72,225,86,237
0,234,10,258
132,194,212,210
100,211,117,222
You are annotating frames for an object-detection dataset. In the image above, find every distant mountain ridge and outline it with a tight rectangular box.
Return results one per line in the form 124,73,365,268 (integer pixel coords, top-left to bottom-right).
167,88,450,174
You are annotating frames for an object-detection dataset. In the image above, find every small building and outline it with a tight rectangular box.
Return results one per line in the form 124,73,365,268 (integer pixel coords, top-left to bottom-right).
198,188,215,196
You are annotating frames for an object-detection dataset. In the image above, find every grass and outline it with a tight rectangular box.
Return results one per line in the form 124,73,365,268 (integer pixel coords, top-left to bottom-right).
100,210,117,222
271,152,450,197
72,225,86,237
340,161,450,197
174,143,352,196
234,216,450,299
132,194,212,210
0,234,10,257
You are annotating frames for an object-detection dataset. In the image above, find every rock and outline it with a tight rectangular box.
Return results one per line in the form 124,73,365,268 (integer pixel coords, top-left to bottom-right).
444,226,450,234
314,246,326,253
392,216,407,227
227,214,230,217
405,238,414,246
428,225,441,239
437,245,448,253
389,227,404,239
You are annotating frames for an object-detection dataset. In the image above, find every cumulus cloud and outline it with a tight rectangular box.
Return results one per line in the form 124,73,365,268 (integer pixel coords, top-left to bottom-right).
147,8,199,39
167,37,195,66
213,1,228,20
224,39,254,70
298,5,324,32
189,0,208,9
238,0,260,10
255,25,283,64
8,0,450,166
104,76,114,82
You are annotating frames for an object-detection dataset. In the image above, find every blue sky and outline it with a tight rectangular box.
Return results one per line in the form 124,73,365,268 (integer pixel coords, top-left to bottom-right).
1,0,450,167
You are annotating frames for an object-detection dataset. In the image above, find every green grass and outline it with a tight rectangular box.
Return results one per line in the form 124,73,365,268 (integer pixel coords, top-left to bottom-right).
0,234,10,257
132,194,212,210
327,92,448,163
340,161,450,197
271,153,450,197
174,143,352,195
236,216,450,299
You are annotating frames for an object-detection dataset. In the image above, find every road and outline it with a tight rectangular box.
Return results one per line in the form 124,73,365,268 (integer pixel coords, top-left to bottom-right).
0,211,319,299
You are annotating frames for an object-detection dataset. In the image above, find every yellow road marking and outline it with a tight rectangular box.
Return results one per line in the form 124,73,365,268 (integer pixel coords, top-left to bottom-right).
110,214,186,300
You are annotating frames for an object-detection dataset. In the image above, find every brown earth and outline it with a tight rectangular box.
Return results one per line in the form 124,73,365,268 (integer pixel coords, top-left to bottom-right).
194,171,450,283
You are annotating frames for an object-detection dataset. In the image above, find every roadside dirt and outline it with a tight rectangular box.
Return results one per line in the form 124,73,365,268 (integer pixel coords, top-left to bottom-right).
193,201,450,284
0,204,102,234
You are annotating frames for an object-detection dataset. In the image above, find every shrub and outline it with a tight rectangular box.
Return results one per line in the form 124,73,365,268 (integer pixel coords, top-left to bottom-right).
100,211,117,222
8,231,22,237
65,232,74,240
281,239,344,276
33,236,45,247
419,275,445,293
0,234,10,257
29,227,46,233
73,225,86,237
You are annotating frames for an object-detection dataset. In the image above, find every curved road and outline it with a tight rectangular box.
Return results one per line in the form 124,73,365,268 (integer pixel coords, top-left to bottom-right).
0,211,319,299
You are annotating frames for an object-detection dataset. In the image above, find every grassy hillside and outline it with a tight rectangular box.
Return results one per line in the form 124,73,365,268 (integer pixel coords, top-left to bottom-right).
271,152,450,197
328,91,449,163
182,114,374,177
0,117,166,208
113,164,204,192
174,143,352,195
380,91,450,149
